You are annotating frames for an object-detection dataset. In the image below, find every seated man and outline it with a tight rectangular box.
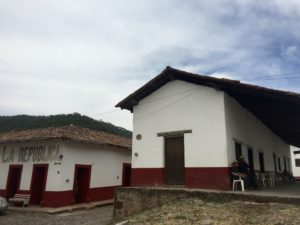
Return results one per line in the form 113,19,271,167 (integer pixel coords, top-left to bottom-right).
238,157,249,175
230,161,249,189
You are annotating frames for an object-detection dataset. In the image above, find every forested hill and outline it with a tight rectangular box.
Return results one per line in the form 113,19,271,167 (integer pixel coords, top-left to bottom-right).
0,113,132,138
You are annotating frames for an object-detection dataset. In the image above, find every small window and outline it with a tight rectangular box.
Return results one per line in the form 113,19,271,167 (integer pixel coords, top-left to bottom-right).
259,152,265,173
235,142,242,160
295,159,300,167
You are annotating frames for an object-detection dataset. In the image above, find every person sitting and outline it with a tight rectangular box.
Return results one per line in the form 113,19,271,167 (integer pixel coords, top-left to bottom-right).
230,161,249,189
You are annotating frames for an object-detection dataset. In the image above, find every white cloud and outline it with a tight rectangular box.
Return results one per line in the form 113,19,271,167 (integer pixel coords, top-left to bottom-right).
1,0,300,129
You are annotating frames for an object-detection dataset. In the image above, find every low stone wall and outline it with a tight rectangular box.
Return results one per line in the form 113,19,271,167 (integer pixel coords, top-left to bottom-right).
113,187,300,220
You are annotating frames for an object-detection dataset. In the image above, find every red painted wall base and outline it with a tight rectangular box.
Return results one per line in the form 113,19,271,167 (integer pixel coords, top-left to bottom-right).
42,190,74,207
131,168,164,187
131,167,231,190
0,186,118,208
185,167,231,190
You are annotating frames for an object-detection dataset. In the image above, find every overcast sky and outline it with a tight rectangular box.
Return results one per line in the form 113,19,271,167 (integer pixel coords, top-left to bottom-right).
1,0,300,130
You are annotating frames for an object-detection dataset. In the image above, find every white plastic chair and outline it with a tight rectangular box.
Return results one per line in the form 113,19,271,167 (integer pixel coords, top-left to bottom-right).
260,173,266,188
232,174,244,192
269,173,276,187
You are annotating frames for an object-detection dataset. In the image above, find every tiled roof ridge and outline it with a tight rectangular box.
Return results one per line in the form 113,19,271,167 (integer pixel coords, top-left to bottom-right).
0,124,131,149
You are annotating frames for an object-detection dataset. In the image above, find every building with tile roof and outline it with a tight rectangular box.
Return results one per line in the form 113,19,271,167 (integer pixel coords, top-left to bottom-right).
0,125,131,207
116,67,294,190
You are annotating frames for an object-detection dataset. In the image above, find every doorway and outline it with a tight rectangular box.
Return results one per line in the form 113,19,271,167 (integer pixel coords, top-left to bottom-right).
235,142,242,160
6,165,23,199
122,163,131,187
73,165,91,204
165,136,185,185
30,164,48,205
259,152,265,173
247,148,254,173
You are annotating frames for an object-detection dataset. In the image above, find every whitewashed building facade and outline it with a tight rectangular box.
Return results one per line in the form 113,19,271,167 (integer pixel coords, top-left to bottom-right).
0,125,131,207
291,146,300,180
116,67,297,190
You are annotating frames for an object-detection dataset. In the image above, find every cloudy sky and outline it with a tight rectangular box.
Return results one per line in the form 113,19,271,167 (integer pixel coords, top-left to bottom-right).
1,0,300,130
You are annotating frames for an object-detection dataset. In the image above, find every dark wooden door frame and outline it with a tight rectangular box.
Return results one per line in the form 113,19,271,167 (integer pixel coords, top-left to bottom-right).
6,164,23,199
164,135,185,185
73,164,92,203
30,164,49,205
122,163,131,187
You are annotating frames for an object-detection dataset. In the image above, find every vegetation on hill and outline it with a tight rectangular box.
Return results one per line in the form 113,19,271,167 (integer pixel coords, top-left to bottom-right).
0,113,132,138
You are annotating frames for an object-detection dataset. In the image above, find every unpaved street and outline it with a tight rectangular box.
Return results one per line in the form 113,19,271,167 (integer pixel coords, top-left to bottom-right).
122,198,300,225
0,205,113,225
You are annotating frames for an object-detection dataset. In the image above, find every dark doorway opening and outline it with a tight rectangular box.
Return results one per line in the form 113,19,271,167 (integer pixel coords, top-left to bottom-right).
283,156,287,170
73,165,91,204
247,148,254,173
122,163,131,187
165,136,185,185
259,152,265,173
6,165,23,200
273,153,277,172
235,142,242,160
30,164,48,205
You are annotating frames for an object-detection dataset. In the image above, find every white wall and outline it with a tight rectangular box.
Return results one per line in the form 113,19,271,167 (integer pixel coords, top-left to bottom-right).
0,140,62,191
224,94,291,172
0,140,131,192
290,146,300,177
132,80,228,168
61,141,131,191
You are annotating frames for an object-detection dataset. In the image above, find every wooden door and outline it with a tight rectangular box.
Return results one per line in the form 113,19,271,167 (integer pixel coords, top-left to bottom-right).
122,163,131,187
165,136,185,185
6,165,22,199
30,165,48,205
74,165,91,203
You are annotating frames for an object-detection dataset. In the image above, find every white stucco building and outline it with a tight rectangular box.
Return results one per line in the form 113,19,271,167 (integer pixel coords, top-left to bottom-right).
291,146,300,180
0,125,131,207
116,66,297,190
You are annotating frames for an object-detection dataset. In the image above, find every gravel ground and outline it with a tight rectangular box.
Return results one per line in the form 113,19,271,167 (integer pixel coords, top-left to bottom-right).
0,205,113,225
121,199,300,225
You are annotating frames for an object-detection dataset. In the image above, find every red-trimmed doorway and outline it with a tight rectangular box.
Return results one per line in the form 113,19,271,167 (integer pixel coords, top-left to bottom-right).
73,164,91,204
6,165,23,199
122,163,131,187
30,164,48,205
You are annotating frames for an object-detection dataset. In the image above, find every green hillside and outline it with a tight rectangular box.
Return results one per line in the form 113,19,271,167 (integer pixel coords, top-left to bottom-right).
0,113,132,138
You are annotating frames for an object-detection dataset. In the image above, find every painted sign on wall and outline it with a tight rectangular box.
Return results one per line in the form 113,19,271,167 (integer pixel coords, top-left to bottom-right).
1,145,61,163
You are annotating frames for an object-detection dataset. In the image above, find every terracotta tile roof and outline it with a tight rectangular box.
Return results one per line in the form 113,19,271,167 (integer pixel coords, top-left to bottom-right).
0,125,131,150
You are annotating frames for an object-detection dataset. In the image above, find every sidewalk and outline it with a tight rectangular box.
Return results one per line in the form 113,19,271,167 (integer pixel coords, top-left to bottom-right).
8,199,113,214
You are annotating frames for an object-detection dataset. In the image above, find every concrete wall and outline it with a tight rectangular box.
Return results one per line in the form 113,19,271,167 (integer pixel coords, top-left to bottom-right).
0,140,62,191
0,140,131,206
132,80,228,168
130,79,291,190
62,141,131,191
290,146,300,179
131,80,230,189
224,94,291,172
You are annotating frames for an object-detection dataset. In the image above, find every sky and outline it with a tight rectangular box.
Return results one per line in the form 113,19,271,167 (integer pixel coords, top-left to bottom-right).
1,0,300,130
